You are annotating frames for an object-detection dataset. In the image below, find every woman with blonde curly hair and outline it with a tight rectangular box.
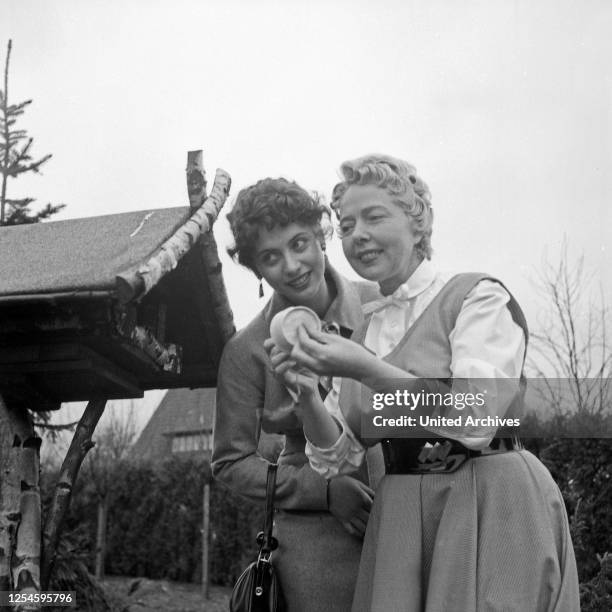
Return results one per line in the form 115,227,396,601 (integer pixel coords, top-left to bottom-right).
269,155,580,611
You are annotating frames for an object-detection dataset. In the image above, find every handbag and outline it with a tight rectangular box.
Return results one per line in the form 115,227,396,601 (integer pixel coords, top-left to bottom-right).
230,463,286,612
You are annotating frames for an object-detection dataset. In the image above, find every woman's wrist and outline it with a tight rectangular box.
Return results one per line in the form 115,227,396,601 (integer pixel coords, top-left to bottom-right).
353,348,381,381
353,349,417,390
299,388,322,410
303,401,342,448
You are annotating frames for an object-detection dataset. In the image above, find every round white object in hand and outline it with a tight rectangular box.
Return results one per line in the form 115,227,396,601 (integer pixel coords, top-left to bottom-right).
269,306,321,352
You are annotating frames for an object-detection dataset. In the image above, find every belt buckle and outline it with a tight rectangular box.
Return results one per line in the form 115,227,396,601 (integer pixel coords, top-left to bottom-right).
410,441,467,474
417,441,452,463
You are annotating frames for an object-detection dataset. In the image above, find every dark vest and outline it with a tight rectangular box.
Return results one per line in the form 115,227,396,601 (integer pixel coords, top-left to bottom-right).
339,273,528,443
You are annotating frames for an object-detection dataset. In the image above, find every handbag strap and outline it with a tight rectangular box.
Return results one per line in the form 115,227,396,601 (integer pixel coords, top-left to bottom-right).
260,463,278,555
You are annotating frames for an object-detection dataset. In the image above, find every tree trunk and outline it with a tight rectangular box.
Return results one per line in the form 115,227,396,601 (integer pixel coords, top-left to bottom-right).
0,394,19,592
115,166,231,303
41,398,107,589
94,497,108,580
0,393,42,607
1,40,13,224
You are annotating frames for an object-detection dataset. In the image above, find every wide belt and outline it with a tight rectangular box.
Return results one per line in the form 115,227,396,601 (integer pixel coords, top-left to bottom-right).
381,436,522,474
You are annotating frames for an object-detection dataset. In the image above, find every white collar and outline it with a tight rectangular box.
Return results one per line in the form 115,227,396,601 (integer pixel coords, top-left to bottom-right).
364,259,437,314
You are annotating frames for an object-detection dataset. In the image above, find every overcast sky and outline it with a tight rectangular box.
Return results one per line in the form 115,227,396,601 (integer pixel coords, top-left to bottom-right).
3,0,611,434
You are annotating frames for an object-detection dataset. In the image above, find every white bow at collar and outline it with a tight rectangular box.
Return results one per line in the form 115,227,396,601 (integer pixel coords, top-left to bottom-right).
362,260,438,315
364,284,415,314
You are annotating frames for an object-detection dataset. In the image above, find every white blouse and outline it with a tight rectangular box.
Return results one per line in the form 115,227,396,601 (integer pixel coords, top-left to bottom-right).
305,259,526,478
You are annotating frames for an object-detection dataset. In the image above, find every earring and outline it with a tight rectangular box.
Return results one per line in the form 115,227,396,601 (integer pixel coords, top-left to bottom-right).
258,279,264,298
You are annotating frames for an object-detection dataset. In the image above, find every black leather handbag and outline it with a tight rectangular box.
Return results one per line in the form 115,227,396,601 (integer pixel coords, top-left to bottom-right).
230,463,286,612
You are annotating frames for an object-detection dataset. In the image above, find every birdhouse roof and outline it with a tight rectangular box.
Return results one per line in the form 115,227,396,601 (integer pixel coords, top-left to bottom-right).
0,203,235,409
0,207,189,298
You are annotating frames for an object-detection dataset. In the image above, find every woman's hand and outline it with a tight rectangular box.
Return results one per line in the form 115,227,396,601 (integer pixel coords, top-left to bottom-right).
263,338,319,397
265,337,343,447
289,326,376,379
328,476,374,538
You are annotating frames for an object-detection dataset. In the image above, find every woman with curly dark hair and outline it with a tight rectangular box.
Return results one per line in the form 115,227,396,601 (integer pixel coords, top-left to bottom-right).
212,177,381,611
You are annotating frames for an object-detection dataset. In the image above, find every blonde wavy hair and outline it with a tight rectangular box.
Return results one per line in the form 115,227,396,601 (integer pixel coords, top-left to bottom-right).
331,154,433,260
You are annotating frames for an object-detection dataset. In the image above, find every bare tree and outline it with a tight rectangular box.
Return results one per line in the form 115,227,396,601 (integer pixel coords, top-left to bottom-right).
527,242,612,589
527,239,612,418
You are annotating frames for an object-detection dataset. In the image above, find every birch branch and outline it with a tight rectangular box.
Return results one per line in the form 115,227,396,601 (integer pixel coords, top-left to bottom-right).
198,231,236,344
185,151,235,343
0,396,19,592
115,168,231,303
40,398,107,589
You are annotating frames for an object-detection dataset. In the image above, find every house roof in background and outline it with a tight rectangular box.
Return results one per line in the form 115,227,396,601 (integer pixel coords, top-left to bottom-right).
130,387,215,462
163,386,216,433
131,387,283,464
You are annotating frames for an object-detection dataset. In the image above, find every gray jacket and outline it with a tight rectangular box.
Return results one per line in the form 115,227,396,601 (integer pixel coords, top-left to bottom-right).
212,264,379,510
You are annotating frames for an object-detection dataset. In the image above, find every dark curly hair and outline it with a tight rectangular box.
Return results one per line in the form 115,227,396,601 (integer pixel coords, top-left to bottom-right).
226,177,330,274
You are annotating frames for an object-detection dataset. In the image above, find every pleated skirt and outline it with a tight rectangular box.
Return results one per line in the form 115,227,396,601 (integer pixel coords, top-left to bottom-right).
353,450,580,612
273,510,363,612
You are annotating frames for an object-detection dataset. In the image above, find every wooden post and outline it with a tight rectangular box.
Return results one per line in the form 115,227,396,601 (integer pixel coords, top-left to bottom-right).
186,149,235,343
94,497,108,580
41,398,107,589
187,151,213,604
184,150,233,604
202,477,210,602
186,150,208,209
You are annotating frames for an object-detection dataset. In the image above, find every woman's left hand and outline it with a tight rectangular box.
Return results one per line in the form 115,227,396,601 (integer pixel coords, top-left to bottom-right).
290,326,374,379
264,338,319,396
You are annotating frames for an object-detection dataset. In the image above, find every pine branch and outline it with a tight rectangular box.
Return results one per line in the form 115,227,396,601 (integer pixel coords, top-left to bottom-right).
8,154,52,177
33,202,66,221
3,199,65,226
5,197,35,207
0,39,63,226
6,130,28,142
7,100,32,114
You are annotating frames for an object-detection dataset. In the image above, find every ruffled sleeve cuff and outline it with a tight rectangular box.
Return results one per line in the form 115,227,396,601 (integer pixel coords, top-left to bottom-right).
305,417,366,479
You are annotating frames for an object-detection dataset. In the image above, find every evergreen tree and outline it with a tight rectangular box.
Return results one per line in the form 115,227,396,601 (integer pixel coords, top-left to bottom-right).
1,39,65,225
